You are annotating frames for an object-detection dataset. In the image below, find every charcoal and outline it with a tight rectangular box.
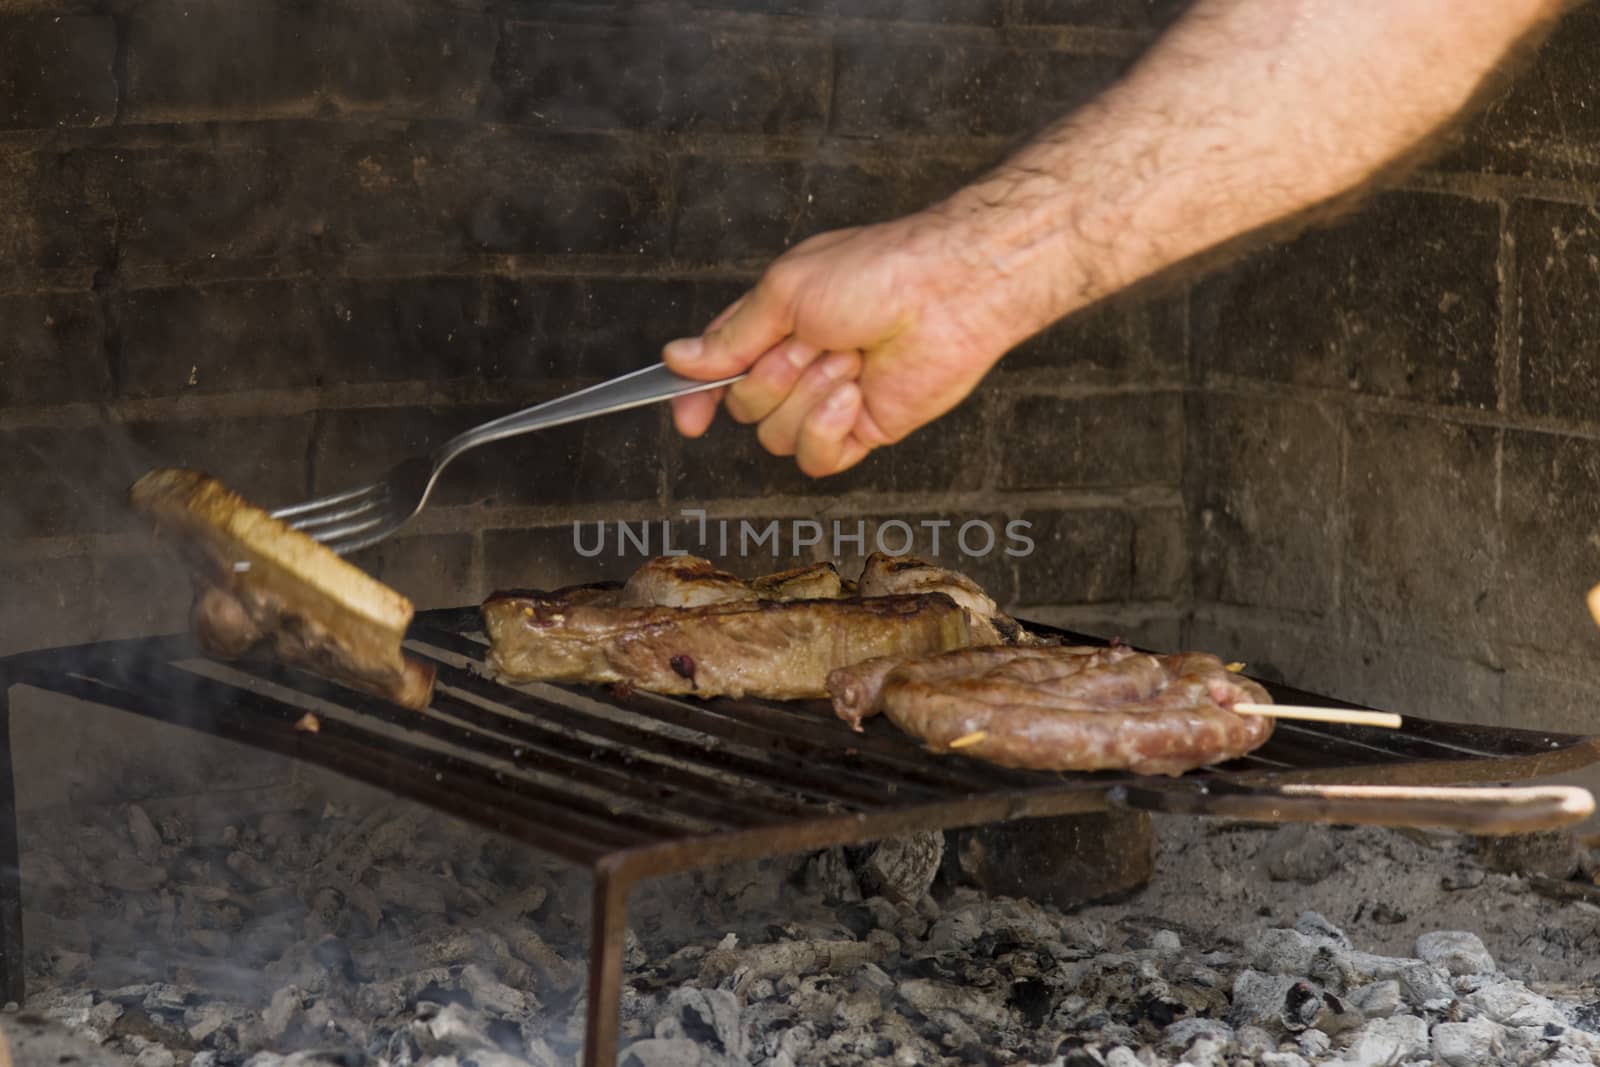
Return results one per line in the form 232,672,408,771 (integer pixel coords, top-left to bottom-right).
1295,1028,1331,1058
130,1037,178,1067
653,988,746,1060
459,964,537,1018
1259,1053,1310,1067
803,847,860,903
1228,971,1321,1033
103,857,169,893
1431,1017,1507,1066
859,832,944,906
127,805,164,863
1474,829,1582,880
1464,981,1569,1028
1414,931,1495,976
1261,826,1340,884
1292,912,1351,948
1396,962,1453,1011
1349,980,1403,1019
621,1036,739,1067
1177,1035,1229,1067
1162,1016,1232,1050
1340,1014,1428,1066
897,978,1008,1028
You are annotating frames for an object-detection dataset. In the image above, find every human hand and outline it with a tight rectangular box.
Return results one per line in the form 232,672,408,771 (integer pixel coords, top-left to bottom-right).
662,212,1022,478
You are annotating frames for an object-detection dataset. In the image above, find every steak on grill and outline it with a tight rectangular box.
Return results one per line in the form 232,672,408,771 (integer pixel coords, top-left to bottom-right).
482,552,1020,698
483,590,990,699
826,645,1273,775
129,469,436,710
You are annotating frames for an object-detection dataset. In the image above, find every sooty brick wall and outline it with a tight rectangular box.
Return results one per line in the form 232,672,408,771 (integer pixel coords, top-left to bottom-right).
0,0,1183,723
12,0,1594,808
1184,3,1600,758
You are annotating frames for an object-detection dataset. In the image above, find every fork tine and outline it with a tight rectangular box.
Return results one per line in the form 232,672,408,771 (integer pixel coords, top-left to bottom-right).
303,511,390,547
286,491,388,533
323,526,398,557
271,482,378,521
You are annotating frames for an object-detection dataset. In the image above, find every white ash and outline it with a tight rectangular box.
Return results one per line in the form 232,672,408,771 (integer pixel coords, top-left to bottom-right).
14,788,1600,1067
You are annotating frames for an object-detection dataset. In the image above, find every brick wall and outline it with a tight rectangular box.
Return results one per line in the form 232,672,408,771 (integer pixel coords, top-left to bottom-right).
8,0,1595,810
0,0,1190,678
1183,3,1600,753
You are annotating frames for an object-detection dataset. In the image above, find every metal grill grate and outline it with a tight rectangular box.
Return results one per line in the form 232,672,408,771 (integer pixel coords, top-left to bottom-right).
2,608,1596,1066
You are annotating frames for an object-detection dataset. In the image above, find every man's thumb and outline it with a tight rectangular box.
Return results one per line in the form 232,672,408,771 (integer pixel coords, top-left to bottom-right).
663,280,791,380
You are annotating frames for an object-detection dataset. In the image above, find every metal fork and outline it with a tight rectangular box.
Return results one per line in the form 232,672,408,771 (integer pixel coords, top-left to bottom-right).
272,362,746,555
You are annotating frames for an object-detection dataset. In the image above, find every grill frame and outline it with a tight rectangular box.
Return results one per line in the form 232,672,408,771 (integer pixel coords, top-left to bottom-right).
1,607,1596,1066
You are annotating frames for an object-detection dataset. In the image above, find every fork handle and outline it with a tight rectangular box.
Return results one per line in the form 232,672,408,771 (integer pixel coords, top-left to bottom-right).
440,363,747,461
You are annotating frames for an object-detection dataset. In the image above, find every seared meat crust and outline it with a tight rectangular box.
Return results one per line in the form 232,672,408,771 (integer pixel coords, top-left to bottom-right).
484,591,989,699
827,646,1272,776
130,469,435,709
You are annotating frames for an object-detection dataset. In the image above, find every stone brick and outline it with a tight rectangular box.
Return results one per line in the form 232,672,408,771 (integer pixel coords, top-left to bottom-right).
117,282,331,398
352,533,476,610
119,277,510,399
0,147,117,284
672,158,808,263
1515,199,1600,423
0,292,109,407
312,404,661,509
673,154,977,263
1502,671,1600,742
486,23,827,134
1012,508,1133,606
1193,193,1499,408
852,512,1018,606
1344,412,1498,650
495,277,701,382
691,0,821,13
0,425,118,538
120,415,317,521
1499,430,1600,661
483,525,641,593
407,133,671,257
1185,393,1339,616
91,545,193,643
1132,506,1185,601
114,132,671,269
0,16,117,130
826,0,1002,24
834,37,1120,137
124,2,495,122
1021,606,1181,651
1183,609,1350,697
111,146,315,275
671,391,986,500
1339,640,1504,727
999,392,1182,490
1004,293,1185,383
1442,5,1600,181
0,554,102,655
1006,0,1175,27
665,514,822,573
0,416,309,541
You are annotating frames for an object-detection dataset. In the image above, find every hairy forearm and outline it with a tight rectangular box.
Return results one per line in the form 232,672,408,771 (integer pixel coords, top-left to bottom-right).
937,0,1566,352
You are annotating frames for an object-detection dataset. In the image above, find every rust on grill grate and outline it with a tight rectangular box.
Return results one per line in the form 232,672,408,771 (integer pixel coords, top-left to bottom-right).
2,608,1597,1066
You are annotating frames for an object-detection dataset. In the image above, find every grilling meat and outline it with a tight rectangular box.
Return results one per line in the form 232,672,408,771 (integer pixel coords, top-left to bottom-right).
484,591,989,699
482,552,1016,698
827,645,1273,776
129,469,435,710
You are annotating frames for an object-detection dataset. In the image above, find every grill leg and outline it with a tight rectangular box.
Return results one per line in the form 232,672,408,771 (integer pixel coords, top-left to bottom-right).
583,866,632,1067
0,690,22,1005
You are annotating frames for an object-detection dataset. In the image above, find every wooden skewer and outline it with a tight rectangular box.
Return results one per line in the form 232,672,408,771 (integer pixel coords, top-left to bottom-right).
1233,703,1402,729
947,731,988,749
